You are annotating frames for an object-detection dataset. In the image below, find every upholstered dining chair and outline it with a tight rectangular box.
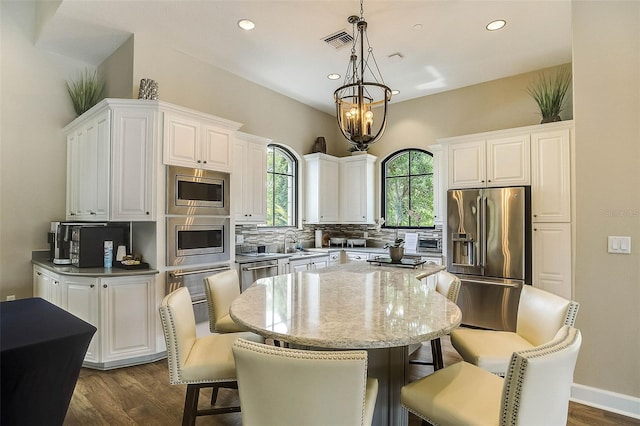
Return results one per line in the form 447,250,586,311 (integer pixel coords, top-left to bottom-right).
410,270,461,370
232,338,379,426
450,284,579,376
159,287,263,426
402,325,582,426
204,269,248,333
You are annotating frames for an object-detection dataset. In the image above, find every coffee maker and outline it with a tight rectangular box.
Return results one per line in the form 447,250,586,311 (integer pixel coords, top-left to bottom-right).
48,222,96,264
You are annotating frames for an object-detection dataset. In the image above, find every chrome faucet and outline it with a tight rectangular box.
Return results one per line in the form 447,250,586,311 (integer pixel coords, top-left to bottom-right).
283,229,298,253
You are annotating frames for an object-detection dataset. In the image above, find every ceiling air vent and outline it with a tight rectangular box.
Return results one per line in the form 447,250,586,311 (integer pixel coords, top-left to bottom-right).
323,30,353,49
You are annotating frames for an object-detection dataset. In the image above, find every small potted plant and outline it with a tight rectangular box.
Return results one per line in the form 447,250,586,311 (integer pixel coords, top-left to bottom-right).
385,237,405,262
528,66,572,124
65,69,106,116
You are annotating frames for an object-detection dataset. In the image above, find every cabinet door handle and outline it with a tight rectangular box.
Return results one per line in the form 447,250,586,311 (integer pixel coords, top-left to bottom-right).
37,272,42,276
203,160,207,164
534,228,538,232
146,211,150,215
89,211,96,215
90,284,95,288
533,214,537,217
197,160,202,163
103,284,107,288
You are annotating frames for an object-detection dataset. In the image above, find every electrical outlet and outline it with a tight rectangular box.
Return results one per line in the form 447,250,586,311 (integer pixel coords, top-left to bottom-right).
364,231,368,238
6,295,16,301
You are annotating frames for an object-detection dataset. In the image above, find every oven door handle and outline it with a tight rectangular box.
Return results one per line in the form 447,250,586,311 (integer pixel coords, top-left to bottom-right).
243,264,277,272
169,266,230,278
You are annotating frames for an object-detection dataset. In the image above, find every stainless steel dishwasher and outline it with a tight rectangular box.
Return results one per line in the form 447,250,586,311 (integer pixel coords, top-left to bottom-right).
239,258,279,292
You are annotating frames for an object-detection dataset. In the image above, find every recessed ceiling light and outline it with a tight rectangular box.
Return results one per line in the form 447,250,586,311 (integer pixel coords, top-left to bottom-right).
238,19,255,31
412,24,423,31
486,20,506,31
327,73,341,80
392,90,400,95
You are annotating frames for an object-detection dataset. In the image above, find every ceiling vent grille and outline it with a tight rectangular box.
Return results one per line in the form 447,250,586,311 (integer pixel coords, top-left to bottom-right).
323,30,353,49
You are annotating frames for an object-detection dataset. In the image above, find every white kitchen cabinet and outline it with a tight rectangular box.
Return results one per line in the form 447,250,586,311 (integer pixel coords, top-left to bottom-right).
304,153,340,224
163,110,239,173
447,139,485,188
532,222,572,299
328,251,342,266
420,255,443,266
100,275,156,362
65,276,100,362
33,265,64,307
110,106,155,221
446,134,530,189
430,144,444,226
233,132,270,223
32,264,159,369
66,110,110,221
344,251,369,262
339,154,376,224
64,99,157,221
286,255,330,273
531,128,571,223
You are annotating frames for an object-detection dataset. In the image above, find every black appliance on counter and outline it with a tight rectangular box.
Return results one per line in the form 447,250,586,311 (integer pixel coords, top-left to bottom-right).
70,225,128,268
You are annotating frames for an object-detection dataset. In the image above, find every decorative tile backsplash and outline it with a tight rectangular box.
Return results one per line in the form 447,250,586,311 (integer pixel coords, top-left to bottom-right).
235,223,442,253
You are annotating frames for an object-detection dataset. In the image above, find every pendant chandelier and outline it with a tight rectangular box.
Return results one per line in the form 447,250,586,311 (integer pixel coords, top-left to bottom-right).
334,0,392,151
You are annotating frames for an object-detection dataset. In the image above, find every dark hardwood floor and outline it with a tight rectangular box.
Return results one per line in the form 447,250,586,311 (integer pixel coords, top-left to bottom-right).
64,336,639,425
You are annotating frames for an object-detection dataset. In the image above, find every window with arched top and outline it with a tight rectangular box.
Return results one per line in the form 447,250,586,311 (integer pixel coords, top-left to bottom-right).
381,149,434,228
266,144,297,227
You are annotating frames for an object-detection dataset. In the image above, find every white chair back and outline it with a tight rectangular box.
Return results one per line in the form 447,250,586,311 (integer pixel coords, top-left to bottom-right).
204,269,241,333
516,286,579,346
159,287,198,385
232,338,378,426
502,325,582,425
435,271,461,303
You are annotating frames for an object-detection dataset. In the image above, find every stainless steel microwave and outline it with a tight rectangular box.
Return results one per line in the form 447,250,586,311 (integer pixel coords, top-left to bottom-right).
167,166,230,216
166,216,230,266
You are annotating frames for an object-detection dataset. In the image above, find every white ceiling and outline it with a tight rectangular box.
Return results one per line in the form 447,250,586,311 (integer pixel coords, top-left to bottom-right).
36,0,573,114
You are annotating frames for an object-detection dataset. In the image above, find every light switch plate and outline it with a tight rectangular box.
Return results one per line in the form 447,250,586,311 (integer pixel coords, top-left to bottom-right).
608,236,631,254
236,234,244,244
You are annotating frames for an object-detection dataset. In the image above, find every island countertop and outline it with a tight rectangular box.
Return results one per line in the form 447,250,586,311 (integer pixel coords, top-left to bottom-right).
230,262,460,349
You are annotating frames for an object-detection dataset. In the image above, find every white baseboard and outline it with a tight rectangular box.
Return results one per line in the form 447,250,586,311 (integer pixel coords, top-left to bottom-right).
571,383,640,420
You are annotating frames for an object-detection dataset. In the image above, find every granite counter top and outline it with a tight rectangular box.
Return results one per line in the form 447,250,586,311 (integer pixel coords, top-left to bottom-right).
31,251,158,277
230,262,459,349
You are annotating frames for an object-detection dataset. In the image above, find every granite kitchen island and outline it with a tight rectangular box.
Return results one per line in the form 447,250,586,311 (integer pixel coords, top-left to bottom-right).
230,262,461,426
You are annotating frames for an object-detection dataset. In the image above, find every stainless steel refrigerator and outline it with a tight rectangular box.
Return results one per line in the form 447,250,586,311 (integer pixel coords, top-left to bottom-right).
447,186,531,331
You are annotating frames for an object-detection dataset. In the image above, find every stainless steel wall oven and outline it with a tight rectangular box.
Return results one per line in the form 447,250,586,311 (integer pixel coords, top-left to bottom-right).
167,166,230,216
166,216,230,267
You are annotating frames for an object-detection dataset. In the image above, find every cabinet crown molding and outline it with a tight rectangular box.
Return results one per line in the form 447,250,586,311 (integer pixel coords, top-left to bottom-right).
437,120,574,145
65,98,243,133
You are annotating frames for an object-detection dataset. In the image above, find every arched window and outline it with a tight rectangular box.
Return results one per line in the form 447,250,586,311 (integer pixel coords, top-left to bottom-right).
381,149,434,228
266,144,297,227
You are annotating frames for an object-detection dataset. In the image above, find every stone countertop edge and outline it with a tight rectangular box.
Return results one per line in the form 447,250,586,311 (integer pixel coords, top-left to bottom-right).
31,251,159,277
235,247,444,263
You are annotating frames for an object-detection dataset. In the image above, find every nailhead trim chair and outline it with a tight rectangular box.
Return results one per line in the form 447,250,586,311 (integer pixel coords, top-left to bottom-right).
410,271,461,370
450,285,579,376
402,325,582,426
232,338,379,426
159,287,263,426
204,269,249,334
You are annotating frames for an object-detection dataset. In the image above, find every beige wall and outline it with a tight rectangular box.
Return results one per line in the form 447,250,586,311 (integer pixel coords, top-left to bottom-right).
1,1,79,300
572,1,640,398
1,0,638,406
129,34,335,157
367,65,573,160
99,34,134,99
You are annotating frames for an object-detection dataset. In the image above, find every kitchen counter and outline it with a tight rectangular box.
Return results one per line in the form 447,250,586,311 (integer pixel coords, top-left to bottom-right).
235,247,443,264
31,251,158,277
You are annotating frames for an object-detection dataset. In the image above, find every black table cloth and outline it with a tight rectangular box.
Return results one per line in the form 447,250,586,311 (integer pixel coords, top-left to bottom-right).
1,297,96,425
